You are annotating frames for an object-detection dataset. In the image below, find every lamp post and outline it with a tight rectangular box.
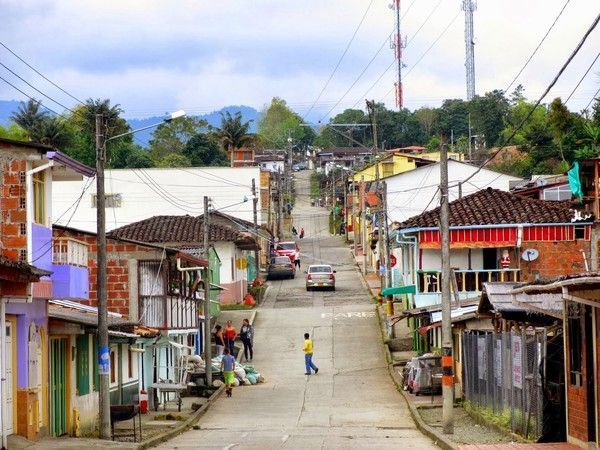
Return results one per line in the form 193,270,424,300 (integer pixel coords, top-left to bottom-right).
96,109,185,439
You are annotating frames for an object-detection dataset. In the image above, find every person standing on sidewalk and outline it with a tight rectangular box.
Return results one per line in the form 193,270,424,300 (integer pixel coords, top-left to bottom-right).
239,318,254,362
303,332,318,375
213,324,225,356
221,348,236,397
224,320,237,356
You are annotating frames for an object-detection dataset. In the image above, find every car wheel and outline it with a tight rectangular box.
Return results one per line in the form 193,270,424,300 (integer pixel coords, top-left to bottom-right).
332,286,336,291
306,287,311,291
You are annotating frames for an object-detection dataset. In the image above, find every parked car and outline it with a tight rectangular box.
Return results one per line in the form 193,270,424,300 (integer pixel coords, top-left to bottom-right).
275,241,300,262
305,264,336,291
267,256,295,280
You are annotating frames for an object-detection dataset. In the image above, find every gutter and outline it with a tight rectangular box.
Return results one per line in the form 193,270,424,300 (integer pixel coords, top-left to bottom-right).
399,222,593,234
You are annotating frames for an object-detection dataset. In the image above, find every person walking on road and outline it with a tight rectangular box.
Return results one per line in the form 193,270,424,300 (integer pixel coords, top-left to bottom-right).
294,255,301,270
299,227,305,239
213,324,225,356
224,320,237,356
221,348,236,397
303,332,319,375
239,318,254,362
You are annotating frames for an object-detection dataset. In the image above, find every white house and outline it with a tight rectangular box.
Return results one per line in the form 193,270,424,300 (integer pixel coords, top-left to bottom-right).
385,160,521,224
52,167,262,232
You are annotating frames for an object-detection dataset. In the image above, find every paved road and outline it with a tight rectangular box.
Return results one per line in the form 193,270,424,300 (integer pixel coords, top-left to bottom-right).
158,171,435,449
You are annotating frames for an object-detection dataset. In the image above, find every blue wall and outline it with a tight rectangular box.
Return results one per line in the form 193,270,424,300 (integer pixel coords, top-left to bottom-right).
32,224,52,274
51,264,89,299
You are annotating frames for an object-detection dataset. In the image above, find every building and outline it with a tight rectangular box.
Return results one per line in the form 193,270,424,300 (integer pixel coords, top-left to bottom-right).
51,167,262,231
510,174,570,201
228,147,255,167
315,147,375,174
0,138,94,444
350,153,433,183
109,214,257,304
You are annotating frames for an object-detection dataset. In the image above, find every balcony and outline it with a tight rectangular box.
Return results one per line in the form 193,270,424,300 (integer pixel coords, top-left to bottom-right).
51,237,89,299
414,269,520,307
139,294,197,329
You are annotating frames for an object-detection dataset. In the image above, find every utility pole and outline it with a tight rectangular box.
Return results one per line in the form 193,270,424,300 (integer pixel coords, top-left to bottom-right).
440,143,454,434
468,113,473,162
392,0,405,109
251,178,260,278
361,175,367,274
203,196,213,386
351,176,356,255
366,100,378,150
95,114,111,439
382,181,394,323
376,163,384,291
331,169,336,210
277,171,283,240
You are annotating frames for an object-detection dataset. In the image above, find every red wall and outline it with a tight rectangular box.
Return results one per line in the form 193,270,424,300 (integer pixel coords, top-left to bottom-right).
521,239,590,282
1,159,27,261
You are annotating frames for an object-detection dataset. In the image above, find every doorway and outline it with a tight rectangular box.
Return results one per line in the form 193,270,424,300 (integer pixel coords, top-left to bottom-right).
4,319,16,435
482,248,497,270
50,337,69,437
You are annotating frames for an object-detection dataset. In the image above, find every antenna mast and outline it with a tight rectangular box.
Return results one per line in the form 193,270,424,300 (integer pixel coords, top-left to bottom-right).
463,0,476,100
391,0,405,109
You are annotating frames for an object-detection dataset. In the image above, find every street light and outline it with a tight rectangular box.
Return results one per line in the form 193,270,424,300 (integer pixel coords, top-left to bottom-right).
95,110,185,439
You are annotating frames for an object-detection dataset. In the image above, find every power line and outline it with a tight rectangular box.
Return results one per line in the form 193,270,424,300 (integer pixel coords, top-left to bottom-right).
504,0,572,94
0,40,84,104
565,50,600,104
584,85,600,111
461,12,600,186
0,61,75,113
0,74,61,116
302,0,374,120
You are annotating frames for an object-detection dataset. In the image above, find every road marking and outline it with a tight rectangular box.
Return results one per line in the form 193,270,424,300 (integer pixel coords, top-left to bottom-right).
321,311,376,319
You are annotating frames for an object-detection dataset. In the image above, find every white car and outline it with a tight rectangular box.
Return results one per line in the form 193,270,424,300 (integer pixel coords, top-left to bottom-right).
305,264,336,291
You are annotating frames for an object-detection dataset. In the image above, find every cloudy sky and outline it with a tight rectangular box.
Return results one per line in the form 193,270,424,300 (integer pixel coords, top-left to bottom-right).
1,0,598,121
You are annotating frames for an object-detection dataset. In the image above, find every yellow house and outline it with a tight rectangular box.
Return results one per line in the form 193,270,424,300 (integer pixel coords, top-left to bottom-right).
351,153,433,183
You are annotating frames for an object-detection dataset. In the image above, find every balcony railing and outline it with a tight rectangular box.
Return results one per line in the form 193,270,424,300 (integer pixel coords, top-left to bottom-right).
139,295,197,329
53,237,88,267
417,269,520,294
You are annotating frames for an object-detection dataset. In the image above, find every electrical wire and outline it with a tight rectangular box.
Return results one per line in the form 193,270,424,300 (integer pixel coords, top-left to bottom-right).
565,50,600,105
504,0,572,94
0,61,75,113
0,40,84,104
584,85,600,111
302,0,374,120
0,74,61,116
460,12,600,187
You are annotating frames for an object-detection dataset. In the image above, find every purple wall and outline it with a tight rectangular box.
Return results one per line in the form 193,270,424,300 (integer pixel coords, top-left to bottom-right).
32,224,53,274
51,264,89,299
5,298,48,389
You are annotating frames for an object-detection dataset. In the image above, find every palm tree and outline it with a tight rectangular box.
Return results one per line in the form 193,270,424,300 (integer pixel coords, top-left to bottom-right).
213,111,254,166
10,99,48,136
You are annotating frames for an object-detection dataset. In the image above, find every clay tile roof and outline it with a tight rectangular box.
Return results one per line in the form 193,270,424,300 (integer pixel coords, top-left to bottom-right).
108,215,240,244
399,187,576,229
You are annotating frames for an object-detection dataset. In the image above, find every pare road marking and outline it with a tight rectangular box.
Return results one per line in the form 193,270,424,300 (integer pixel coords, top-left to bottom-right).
321,311,376,319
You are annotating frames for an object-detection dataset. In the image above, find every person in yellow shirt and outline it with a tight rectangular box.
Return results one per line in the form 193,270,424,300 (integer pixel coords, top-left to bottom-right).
303,332,319,375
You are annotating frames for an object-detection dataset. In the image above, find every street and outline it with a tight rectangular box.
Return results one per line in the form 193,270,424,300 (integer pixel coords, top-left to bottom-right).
158,171,436,449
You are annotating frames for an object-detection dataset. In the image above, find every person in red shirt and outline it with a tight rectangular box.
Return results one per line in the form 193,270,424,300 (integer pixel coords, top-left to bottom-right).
224,320,237,356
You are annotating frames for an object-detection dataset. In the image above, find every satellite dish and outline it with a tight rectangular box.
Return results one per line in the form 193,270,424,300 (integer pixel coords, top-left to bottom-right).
521,248,539,262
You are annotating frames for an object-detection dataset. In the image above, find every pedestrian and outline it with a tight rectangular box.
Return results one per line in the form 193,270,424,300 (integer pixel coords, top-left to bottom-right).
299,227,305,239
303,332,319,375
224,320,237,356
239,318,254,362
292,226,298,237
294,254,301,270
213,324,225,356
221,348,236,397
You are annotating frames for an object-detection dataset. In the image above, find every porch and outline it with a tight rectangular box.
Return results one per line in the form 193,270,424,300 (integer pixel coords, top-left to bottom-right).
417,268,520,294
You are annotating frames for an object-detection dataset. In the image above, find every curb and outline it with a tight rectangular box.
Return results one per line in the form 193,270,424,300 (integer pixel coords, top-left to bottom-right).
375,306,456,450
136,384,225,450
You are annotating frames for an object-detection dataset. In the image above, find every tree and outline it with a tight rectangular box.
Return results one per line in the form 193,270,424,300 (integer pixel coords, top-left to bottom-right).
257,97,313,149
0,123,29,141
414,107,438,136
437,99,469,139
214,111,254,165
314,109,370,148
468,90,510,147
10,99,48,133
125,148,155,168
547,97,573,162
148,116,207,162
183,133,229,166
426,135,441,151
157,153,191,168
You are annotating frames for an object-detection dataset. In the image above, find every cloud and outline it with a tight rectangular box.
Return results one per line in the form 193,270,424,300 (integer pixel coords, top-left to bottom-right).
0,0,598,119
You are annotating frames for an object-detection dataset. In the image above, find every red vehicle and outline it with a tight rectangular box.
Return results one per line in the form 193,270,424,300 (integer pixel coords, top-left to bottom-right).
275,241,300,262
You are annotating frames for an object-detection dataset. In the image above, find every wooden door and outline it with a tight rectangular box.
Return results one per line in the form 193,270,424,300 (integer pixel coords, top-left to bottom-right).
4,321,14,435
50,338,68,436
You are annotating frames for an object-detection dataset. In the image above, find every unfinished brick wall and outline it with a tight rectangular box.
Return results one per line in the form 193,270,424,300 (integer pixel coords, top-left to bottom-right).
521,240,590,282
0,159,27,261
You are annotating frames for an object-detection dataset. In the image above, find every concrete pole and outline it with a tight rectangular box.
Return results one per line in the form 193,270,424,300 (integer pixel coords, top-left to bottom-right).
251,178,260,278
440,143,454,434
383,181,394,321
203,196,213,386
361,176,367,274
95,113,111,439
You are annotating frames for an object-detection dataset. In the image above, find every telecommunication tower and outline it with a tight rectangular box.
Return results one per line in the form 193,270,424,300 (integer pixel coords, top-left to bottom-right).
463,0,476,100
391,0,406,109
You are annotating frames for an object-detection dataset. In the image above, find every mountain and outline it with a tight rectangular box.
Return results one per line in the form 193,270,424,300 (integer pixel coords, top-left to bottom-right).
0,100,260,147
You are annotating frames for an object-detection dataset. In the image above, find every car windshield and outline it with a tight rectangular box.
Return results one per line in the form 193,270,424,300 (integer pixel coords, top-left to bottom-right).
272,257,290,264
278,243,296,250
308,266,332,273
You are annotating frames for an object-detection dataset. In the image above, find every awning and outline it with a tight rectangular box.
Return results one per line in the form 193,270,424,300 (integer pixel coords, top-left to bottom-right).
381,285,416,296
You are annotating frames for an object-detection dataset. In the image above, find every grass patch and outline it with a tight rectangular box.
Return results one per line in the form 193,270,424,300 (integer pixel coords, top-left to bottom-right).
310,172,322,199
463,400,538,440
219,304,254,311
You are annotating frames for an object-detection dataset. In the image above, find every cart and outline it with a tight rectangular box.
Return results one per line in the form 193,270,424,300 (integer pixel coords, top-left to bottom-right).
150,340,194,411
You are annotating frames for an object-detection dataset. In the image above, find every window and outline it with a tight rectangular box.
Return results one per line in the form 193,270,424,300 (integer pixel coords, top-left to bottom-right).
91,193,122,208
110,349,116,384
32,171,45,224
542,184,572,201
76,335,90,396
574,225,586,240
382,162,394,178
128,348,133,379
567,303,583,387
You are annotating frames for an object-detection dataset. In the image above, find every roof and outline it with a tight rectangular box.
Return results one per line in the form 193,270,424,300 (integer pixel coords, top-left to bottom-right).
365,191,380,207
399,187,577,230
318,147,375,156
0,255,51,282
479,282,526,314
108,215,242,244
511,271,600,295
49,299,128,327
480,282,563,319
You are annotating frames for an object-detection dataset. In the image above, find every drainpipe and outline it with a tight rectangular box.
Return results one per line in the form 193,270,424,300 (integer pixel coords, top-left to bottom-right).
25,161,54,263
0,297,5,450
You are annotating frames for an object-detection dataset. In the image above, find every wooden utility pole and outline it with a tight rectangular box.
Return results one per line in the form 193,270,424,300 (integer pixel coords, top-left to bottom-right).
366,100,378,150
203,196,212,386
95,113,111,439
382,181,394,320
251,178,260,278
440,143,454,434
361,175,367,274
351,176,356,254
376,163,384,291
277,172,283,240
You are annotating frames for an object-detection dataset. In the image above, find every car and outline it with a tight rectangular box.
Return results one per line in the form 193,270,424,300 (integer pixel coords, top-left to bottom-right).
305,264,336,291
275,241,300,262
267,256,295,280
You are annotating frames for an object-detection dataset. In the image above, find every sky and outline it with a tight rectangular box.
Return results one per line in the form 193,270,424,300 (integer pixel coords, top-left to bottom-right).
0,0,598,121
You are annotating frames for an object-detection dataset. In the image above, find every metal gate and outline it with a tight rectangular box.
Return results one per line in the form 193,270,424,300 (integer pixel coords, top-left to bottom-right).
50,337,68,437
